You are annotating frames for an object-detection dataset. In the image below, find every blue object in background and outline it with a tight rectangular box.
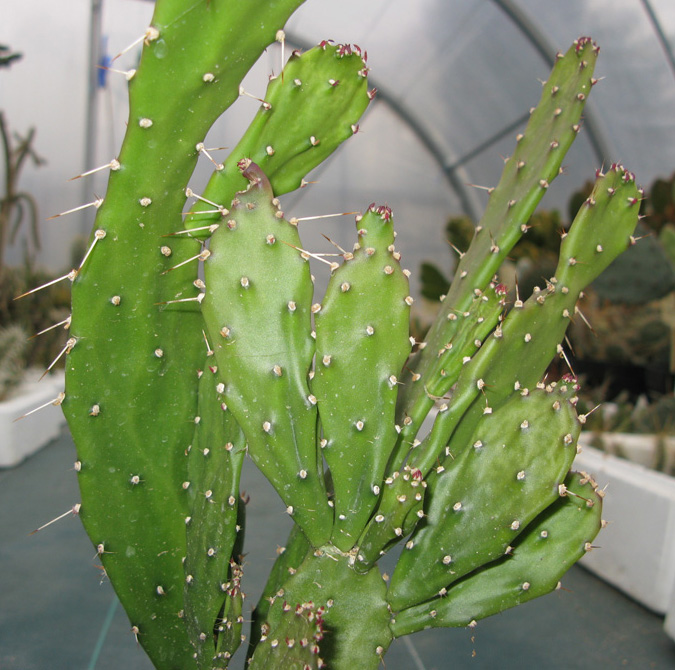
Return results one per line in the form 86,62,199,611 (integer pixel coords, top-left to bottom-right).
97,36,110,89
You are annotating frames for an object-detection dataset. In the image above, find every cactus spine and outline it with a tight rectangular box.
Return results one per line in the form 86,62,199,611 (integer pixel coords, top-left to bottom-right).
24,4,641,666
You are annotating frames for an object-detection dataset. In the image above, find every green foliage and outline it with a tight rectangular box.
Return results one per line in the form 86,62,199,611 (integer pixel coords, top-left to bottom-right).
0,262,71,369
580,389,675,437
19,10,642,668
0,49,58,379
590,222,675,304
644,171,675,233
0,111,45,275
0,45,22,69
0,323,27,400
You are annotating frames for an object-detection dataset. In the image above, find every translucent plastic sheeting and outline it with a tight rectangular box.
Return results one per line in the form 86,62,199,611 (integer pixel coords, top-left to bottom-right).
2,0,673,295
281,0,675,294
285,0,675,214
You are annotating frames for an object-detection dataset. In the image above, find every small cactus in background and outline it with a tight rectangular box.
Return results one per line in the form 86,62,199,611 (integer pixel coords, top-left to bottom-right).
20,3,642,667
0,323,27,400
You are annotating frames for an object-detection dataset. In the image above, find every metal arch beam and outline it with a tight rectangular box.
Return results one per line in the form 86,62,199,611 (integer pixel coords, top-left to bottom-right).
639,0,675,81
489,0,613,167
287,2,619,222
359,86,483,222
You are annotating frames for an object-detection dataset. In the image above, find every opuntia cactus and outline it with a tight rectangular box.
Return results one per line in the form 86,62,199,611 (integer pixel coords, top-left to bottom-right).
21,4,641,667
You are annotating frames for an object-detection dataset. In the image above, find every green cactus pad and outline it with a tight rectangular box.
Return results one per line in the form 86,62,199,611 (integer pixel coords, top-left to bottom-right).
249,600,326,670
249,523,312,658
184,41,371,235
400,37,600,434
202,161,332,546
388,281,507,474
64,1,305,665
183,362,246,666
256,547,392,670
556,164,643,292
312,204,411,551
390,471,604,635
387,386,580,611
354,465,427,573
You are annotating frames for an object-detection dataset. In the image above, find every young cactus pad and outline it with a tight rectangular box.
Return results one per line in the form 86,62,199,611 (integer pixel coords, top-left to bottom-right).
27,7,641,666
202,161,333,546
390,471,605,636
312,204,412,551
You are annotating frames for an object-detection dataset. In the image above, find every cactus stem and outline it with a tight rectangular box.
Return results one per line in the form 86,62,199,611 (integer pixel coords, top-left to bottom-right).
29,503,81,535
40,337,77,380
13,391,65,422
14,269,77,300
68,159,121,181
161,248,210,274
238,85,272,110
29,315,71,339
184,188,229,214
46,197,104,220
112,26,159,61
195,143,224,171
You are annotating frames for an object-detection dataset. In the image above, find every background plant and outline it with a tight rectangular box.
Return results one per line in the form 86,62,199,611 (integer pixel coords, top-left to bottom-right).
0,46,72,375
19,2,642,668
0,323,27,400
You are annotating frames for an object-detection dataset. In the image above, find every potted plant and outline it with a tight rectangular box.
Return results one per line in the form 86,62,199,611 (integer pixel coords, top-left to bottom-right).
0,46,68,468
15,2,646,667
572,392,675,640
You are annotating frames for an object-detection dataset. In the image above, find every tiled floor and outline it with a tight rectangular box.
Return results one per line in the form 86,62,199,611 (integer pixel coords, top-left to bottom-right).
1,430,674,669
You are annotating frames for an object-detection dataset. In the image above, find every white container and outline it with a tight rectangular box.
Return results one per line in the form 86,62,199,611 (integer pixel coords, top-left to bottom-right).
667,587,675,641
0,370,67,468
573,443,675,641
582,431,675,472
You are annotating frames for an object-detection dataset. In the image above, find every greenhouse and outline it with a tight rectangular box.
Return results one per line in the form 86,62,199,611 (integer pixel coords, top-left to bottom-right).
1,1,675,668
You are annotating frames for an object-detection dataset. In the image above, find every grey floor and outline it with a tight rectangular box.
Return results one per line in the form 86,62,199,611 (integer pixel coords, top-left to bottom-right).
1,429,674,670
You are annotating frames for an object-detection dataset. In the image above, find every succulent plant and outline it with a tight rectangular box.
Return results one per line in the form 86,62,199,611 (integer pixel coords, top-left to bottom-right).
19,4,642,667
420,208,565,304
0,108,45,275
0,323,27,400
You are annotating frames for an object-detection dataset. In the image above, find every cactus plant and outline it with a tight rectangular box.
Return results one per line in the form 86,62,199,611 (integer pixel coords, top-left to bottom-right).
20,3,643,667
0,323,27,400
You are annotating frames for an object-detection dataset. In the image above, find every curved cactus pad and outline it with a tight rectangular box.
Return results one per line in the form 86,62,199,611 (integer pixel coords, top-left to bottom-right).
388,385,581,611
202,161,332,546
312,204,411,551
390,471,604,635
